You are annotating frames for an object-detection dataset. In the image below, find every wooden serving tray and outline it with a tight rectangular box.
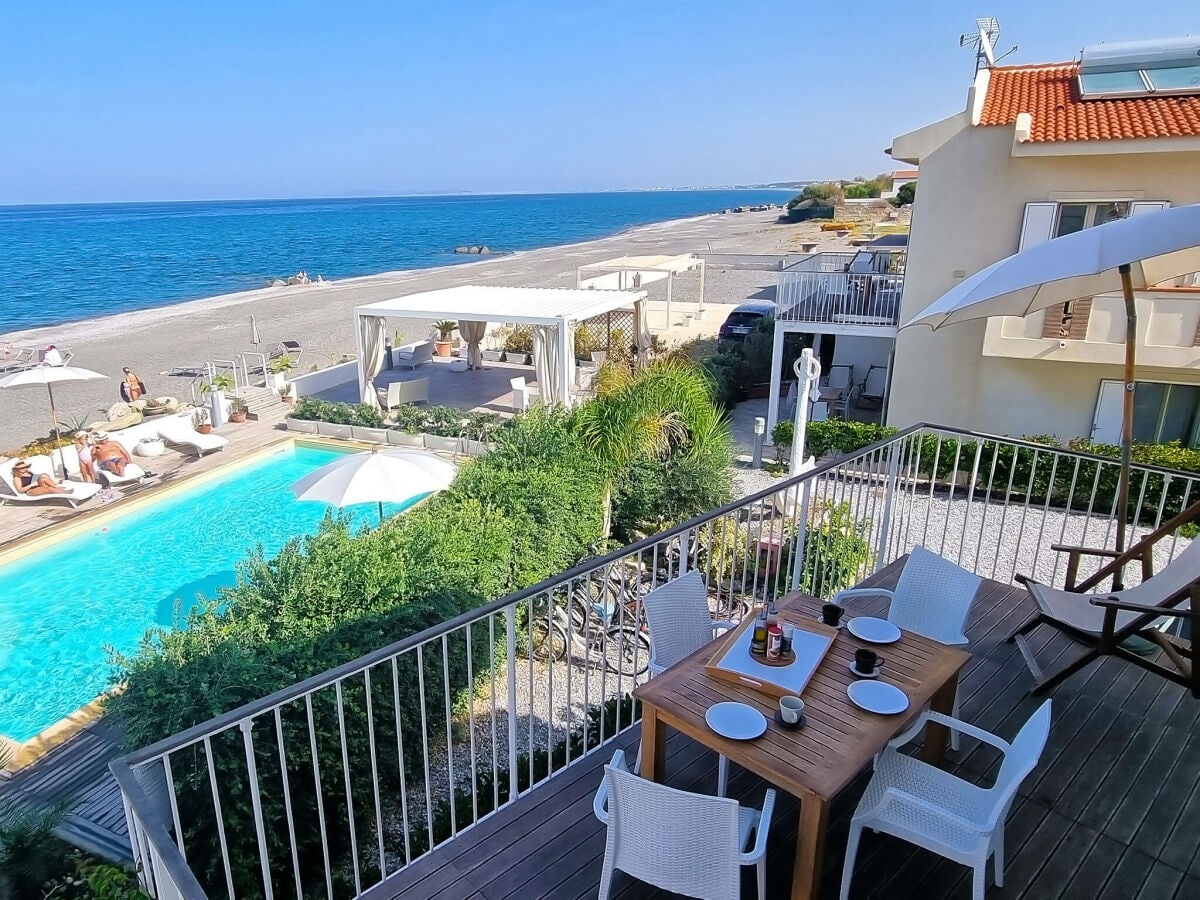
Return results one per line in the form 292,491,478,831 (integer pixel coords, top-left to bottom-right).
705,610,838,699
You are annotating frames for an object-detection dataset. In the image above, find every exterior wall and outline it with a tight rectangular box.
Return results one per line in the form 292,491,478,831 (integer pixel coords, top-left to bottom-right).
830,335,892,383
888,121,1200,439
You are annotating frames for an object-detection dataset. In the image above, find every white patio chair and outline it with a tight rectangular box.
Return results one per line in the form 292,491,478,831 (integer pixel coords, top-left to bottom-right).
593,749,775,900
509,376,530,412
834,545,981,749
641,570,735,795
839,701,1052,900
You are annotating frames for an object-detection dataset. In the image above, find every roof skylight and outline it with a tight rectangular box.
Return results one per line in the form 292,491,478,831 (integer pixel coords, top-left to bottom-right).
1078,36,1200,99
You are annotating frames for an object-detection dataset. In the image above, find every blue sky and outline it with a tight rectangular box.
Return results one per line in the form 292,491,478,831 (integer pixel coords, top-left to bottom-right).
1,1,1196,204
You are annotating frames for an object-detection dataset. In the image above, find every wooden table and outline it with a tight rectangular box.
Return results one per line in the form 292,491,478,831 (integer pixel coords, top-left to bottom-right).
633,591,970,900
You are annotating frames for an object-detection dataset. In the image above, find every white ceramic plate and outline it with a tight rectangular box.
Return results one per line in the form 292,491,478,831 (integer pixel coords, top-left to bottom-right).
847,680,910,715
847,616,902,644
705,702,768,740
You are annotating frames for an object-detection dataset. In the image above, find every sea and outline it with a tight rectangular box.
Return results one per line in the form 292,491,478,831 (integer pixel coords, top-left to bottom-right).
0,190,793,334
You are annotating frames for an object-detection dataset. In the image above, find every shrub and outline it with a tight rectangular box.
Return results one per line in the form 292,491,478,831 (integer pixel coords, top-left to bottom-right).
893,181,916,206
289,397,382,427
806,420,899,459
771,420,794,463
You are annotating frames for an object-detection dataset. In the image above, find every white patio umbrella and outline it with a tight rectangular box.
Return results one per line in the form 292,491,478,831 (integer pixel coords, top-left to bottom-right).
0,365,108,471
906,203,1200,553
291,447,457,523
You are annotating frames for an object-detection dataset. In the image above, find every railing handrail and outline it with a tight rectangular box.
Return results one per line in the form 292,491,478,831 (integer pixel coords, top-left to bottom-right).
109,760,208,900
114,423,926,767
113,419,1200,767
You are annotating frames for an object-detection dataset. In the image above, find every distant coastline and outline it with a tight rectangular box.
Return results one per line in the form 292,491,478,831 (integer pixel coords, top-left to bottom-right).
0,189,792,335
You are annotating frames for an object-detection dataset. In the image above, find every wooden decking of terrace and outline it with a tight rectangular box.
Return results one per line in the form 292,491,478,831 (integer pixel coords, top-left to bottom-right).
373,560,1200,900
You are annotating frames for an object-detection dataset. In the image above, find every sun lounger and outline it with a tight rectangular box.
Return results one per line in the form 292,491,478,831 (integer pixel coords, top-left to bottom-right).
0,347,35,373
0,457,101,507
1010,500,1200,695
154,415,229,456
54,444,146,488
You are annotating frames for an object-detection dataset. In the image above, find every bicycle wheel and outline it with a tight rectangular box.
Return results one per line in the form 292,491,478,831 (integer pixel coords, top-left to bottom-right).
530,618,568,662
603,626,651,677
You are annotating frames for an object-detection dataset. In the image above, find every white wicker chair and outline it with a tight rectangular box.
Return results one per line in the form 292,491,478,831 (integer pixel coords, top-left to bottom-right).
835,545,982,749
641,570,735,794
593,749,776,900
839,701,1052,900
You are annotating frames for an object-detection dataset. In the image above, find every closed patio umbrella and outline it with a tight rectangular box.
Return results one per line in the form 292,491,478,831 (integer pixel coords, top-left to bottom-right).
0,365,108,471
291,447,457,523
905,203,1200,554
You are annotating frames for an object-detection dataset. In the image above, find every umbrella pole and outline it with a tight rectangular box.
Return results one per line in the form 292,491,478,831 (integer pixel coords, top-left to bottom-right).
378,501,384,524
47,382,66,475
1115,263,1136,576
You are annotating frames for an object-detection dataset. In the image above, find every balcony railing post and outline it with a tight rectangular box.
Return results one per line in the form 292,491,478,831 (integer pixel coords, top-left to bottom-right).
873,441,901,573
505,604,519,800
239,718,275,900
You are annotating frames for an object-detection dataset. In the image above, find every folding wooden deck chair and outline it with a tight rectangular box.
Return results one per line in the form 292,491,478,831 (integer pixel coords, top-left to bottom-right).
1009,500,1200,697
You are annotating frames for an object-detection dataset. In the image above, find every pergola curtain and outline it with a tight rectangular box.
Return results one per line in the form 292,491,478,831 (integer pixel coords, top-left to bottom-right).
533,325,556,407
634,299,651,367
359,315,387,407
459,319,487,370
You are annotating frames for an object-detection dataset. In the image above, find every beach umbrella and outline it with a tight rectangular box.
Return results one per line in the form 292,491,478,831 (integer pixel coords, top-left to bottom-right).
250,315,261,349
905,203,1200,554
291,447,457,523
0,365,108,471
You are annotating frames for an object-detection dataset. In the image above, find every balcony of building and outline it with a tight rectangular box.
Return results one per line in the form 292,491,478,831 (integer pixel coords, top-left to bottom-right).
983,284,1200,366
776,251,907,334
112,426,1200,900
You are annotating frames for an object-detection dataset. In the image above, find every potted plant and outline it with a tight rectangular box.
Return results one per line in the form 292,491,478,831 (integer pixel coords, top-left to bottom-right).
192,408,213,435
432,320,457,357
504,325,534,365
278,383,294,405
267,355,294,390
227,396,248,424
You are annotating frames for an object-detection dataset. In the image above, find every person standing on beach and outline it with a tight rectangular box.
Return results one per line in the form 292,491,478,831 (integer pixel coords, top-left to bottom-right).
120,367,147,402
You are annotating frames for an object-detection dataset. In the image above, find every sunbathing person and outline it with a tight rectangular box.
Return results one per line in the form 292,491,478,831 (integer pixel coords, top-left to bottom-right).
11,460,71,495
75,431,96,482
92,432,132,476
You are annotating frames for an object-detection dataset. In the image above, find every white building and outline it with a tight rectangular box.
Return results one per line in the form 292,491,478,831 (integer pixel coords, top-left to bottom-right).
887,35,1200,444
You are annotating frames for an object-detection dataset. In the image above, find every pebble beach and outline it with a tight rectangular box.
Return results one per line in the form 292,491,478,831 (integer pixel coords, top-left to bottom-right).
0,208,815,449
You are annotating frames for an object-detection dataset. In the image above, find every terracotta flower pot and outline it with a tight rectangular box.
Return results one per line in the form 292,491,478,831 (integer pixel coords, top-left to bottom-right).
229,411,248,423
434,340,454,357
197,424,214,434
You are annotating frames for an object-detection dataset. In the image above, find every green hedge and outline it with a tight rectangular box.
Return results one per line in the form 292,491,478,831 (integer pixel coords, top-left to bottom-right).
290,397,507,439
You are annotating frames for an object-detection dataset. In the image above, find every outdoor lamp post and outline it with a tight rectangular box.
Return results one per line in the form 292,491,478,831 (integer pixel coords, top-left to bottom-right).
752,416,766,467
790,348,822,475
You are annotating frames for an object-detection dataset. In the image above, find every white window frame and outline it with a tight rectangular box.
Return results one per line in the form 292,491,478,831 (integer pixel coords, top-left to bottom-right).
1097,377,1200,447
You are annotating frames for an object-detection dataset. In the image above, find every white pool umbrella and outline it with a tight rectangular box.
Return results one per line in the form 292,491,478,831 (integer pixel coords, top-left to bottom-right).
291,447,457,522
905,203,1200,553
0,365,108,470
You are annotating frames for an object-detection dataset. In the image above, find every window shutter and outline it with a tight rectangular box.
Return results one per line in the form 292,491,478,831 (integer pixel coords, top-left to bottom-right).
1041,298,1093,340
1018,202,1057,251
1130,201,1171,216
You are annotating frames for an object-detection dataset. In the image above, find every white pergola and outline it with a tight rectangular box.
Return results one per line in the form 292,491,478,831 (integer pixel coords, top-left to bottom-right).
353,285,648,409
577,253,706,325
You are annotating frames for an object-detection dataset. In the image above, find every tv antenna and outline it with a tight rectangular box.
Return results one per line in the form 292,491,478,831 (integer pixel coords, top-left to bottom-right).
960,18,1017,73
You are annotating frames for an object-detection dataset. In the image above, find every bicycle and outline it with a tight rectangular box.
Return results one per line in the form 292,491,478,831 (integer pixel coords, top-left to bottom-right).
528,579,650,677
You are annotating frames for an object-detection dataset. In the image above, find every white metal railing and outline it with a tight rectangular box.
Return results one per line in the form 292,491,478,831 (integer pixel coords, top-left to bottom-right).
111,424,1199,899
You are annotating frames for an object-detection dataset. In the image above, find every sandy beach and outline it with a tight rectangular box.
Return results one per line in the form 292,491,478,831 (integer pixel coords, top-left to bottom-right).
0,209,816,448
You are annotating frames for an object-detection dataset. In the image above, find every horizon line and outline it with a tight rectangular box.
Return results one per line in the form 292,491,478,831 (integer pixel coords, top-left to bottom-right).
0,185,802,212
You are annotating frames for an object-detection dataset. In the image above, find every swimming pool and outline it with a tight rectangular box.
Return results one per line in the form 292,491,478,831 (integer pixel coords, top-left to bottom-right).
0,442,426,743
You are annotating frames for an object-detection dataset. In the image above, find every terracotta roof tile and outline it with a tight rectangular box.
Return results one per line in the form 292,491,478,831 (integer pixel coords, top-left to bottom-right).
978,62,1200,142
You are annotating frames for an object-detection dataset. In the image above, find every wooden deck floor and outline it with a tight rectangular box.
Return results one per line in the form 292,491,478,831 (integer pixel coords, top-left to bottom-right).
0,715,130,863
374,561,1200,900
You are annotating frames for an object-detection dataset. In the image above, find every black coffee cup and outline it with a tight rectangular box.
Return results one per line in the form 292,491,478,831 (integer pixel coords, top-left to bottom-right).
822,603,844,627
854,649,883,675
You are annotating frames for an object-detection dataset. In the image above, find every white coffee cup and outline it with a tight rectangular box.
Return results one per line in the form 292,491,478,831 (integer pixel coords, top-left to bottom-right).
779,695,805,725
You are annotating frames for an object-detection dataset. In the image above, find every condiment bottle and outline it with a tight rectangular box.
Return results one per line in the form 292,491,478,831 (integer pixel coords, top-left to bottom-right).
751,605,768,655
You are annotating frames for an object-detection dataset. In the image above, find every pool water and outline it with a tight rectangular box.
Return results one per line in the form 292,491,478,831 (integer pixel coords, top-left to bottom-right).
0,443,425,742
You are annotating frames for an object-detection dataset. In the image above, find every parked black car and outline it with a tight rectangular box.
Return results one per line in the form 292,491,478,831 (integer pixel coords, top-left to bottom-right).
718,301,776,344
